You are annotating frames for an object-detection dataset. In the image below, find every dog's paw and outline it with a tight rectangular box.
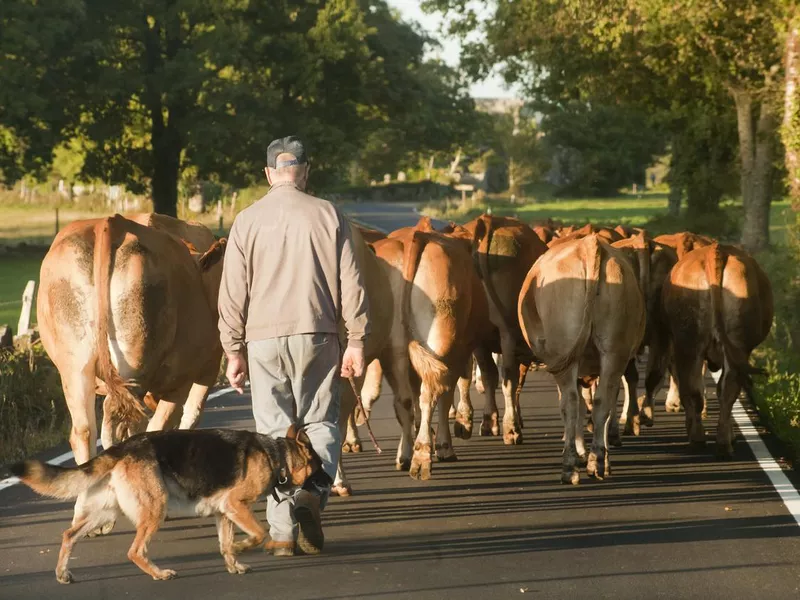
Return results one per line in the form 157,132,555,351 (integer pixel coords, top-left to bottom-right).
153,569,177,581
56,569,74,584
228,562,251,575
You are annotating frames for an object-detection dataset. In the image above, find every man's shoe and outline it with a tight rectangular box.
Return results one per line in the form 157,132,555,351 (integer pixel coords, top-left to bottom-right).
265,540,295,557
294,490,324,555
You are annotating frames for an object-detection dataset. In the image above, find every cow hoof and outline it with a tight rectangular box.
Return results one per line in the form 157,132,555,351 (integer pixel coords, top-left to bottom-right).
396,457,411,471
330,484,352,497
56,570,74,584
480,416,499,437
576,453,588,467
435,442,457,462
409,458,432,481
665,401,681,413
688,440,706,453
586,452,605,480
453,420,473,440
715,444,734,460
641,404,654,427
623,418,640,437
503,429,523,446
351,442,362,453
608,433,623,448
561,470,580,485
585,420,594,433
342,442,351,453
448,406,457,419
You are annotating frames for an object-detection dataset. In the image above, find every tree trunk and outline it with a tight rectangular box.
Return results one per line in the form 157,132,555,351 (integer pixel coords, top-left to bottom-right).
151,124,181,217
733,88,776,251
449,147,462,176
667,185,682,217
784,10,800,208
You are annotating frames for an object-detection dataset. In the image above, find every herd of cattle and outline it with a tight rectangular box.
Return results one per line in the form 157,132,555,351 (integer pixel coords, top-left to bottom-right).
35,211,773,494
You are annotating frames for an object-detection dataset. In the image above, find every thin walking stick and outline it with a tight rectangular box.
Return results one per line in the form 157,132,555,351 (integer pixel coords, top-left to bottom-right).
347,376,382,454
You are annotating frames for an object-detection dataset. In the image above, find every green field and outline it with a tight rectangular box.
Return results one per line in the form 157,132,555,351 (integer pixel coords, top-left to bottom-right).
0,252,44,328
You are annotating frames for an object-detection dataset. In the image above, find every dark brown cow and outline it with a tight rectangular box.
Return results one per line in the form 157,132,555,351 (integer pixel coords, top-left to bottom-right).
662,243,773,457
454,214,548,444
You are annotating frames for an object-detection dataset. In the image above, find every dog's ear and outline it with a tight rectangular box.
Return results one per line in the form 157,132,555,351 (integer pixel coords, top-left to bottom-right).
285,423,298,440
296,428,311,446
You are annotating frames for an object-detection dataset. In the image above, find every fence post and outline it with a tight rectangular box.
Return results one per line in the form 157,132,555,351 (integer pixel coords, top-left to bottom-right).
17,280,36,337
217,200,223,232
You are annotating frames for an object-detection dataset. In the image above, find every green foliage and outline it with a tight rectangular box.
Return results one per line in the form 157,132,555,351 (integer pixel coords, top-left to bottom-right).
0,344,69,464
0,0,478,214
540,103,665,196
754,213,800,466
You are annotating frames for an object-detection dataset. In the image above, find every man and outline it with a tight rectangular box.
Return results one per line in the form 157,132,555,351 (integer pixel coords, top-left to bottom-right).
218,136,369,556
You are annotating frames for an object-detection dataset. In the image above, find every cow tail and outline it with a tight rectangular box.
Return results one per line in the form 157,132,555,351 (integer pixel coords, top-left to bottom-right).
10,453,119,500
403,231,449,393
704,244,762,395
93,216,146,426
546,235,602,376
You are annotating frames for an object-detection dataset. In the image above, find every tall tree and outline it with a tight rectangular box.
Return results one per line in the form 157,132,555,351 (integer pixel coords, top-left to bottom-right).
0,0,478,215
425,0,787,250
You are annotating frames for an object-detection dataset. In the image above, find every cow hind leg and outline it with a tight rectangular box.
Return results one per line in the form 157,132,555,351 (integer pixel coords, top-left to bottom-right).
674,354,706,449
383,357,415,471
436,387,458,462
333,383,357,497
622,359,640,437
554,365,581,485
355,359,382,426
474,347,500,437
500,335,523,445
587,360,624,481
178,383,211,430
715,362,742,460
453,371,474,440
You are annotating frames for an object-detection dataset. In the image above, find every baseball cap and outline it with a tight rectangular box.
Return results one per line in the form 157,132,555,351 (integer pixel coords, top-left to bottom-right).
266,136,308,168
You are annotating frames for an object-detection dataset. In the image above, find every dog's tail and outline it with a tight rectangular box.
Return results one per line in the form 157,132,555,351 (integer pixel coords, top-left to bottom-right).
10,453,119,500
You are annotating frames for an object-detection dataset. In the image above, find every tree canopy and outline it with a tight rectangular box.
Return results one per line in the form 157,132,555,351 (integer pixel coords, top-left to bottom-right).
0,0,476,215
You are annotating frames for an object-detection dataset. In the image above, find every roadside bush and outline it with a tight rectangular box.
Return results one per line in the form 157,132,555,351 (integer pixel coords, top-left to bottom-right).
754,213,800,467
0,344,68,465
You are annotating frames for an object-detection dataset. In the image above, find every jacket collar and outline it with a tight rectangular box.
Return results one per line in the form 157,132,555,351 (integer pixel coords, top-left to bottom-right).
268,181,299,193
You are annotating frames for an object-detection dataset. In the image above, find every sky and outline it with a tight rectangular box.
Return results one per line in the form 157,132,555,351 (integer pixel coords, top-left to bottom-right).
384,0,520,99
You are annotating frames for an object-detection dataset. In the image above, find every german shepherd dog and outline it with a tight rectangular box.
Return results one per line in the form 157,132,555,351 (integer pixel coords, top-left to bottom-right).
10,425,320,583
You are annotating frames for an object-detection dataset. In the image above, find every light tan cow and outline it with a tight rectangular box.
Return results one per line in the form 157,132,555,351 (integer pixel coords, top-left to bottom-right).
37,213,226,467
518,234,645,483
662,243,773,457
450,214,548,444
548,223,624,249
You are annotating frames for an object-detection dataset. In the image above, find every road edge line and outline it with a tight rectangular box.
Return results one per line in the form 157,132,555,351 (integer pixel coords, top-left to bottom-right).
732,399,800,526
0,386,237,493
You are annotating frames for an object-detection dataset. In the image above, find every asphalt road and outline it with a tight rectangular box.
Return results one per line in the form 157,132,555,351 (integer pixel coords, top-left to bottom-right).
1,202,799,600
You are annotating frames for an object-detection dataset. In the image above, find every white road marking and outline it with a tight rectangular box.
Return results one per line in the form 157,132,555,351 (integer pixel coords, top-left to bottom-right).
732,400,800,526
0,386,238,494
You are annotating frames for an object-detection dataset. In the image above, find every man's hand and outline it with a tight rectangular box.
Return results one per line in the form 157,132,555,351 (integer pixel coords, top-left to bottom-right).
341,346,365,379
226,352,248,394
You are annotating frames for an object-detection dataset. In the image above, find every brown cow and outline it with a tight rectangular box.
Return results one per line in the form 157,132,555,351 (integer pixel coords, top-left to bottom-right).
661,243,773,457
610,233,679,434
452,214,548,444
366,220,493,479
548,223,624,249
332,226,395,496
652,231,716,412
518,234,645,483
38,213,225,468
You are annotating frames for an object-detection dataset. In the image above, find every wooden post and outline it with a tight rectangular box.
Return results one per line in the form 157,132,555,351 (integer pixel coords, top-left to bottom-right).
217,200,223,232
17,280,36,337
55,207,59,236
